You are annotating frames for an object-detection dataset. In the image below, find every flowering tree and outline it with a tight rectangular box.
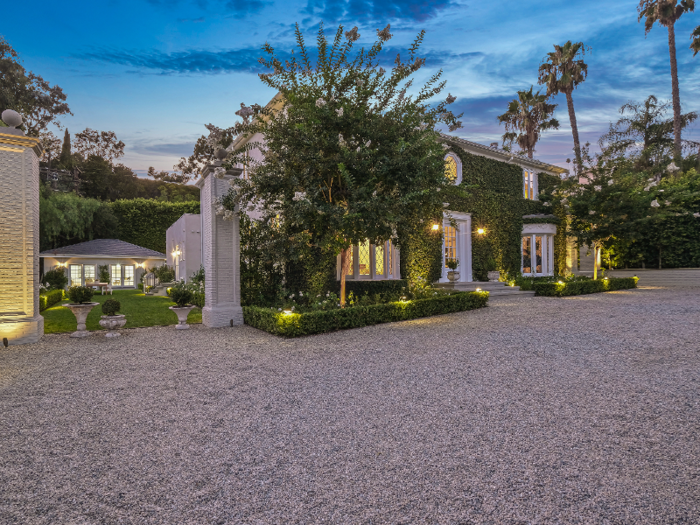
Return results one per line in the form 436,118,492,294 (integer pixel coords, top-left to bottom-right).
215,24,462,306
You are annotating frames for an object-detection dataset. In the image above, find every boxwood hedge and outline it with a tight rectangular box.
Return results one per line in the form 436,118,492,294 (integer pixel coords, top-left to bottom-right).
244,291,489,337
533,277,638,297
39,289,64,312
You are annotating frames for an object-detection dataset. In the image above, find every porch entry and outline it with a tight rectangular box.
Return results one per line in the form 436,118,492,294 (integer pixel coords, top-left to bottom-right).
521,223,557,277
439,211,472,283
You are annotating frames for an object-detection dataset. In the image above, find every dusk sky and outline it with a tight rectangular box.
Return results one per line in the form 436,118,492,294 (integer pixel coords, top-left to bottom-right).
4,0,699,176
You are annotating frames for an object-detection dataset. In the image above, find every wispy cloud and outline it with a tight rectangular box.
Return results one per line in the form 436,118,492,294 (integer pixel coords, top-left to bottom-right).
303,0,457,23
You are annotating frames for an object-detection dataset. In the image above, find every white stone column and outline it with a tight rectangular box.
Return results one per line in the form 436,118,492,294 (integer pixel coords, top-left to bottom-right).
0,111,44,345
196,165,243,327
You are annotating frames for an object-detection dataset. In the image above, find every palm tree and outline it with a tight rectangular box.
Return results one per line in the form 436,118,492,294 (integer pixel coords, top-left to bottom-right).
638,0,696,160
497,86,559,159
538,41,588,174
692,25,700,55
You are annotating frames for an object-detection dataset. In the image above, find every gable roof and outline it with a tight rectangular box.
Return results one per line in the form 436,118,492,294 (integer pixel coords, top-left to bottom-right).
439,133,570,176
39,239,166,259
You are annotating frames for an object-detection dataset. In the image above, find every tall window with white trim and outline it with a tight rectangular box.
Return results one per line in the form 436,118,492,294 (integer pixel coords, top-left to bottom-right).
444,153,462,185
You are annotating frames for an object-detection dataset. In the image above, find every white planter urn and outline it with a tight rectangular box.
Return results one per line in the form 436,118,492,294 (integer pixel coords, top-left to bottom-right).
169,305,195,329
487,270,500,282
99,314,127,338
447,271,460,282
63,302,100,338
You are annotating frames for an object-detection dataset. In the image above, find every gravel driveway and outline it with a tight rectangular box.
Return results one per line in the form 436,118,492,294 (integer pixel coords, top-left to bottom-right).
1,286,699,524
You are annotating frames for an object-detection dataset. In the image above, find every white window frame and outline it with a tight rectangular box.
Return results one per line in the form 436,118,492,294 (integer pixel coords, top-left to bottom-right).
439,211,472,283
69,264,82,287
337,241,401,281
521,223,557,276
444,153,463,185
523,169,538,200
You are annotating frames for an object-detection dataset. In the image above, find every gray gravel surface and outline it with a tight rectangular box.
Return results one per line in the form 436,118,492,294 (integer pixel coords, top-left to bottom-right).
1,286,699,524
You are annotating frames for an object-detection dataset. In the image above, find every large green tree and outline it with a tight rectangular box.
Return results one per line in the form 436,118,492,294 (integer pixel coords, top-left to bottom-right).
498,86,559,159
638,0,696,160
219,23,462,306
73,128,125,163
692,24,700,54
538,41,588,173
0,37,71,135
598,94,696,168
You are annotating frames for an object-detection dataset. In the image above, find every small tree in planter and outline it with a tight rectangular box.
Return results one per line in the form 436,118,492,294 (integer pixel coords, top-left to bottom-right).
63,285,99,338
486,257,500,282
169,282,195,330
98,299,126,338
98,265,110,283
446,259,459,282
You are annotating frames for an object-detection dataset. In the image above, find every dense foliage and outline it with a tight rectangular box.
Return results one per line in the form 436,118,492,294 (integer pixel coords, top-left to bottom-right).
244,291,488,337
39,289,64,312
102,299,121,316
66,285,95,304
42,267,68,290
220,23,461,305
533,276,638,296
169,282,194,307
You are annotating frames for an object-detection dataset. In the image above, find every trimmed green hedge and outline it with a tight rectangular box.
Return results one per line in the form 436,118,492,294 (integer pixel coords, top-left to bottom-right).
244,291,489,337
534,277,638,297
40,289,64,312
329,279,408,297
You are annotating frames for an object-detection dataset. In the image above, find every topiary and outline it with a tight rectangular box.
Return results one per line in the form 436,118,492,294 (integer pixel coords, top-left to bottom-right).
67,285,95,304
43,267,68,290
170,283,193,307
98,265,110,282
102,299,121,316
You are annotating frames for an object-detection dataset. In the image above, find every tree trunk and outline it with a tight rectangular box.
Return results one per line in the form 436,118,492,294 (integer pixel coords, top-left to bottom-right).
565,90,582,174
339,247,351,308
667,23,683,161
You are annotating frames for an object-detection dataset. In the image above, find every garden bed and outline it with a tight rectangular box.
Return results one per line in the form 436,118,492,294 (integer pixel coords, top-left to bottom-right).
243,291,489,337
533,277,638,297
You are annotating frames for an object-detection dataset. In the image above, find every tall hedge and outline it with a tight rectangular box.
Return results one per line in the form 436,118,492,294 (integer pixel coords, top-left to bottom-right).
108,199,200,254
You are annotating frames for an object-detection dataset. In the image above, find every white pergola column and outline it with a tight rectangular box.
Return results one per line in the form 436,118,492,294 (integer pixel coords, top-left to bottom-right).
0,111,44,345
196,165,243,327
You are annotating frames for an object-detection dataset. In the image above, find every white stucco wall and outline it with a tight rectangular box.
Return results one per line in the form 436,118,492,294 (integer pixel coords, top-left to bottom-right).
166,213,202,282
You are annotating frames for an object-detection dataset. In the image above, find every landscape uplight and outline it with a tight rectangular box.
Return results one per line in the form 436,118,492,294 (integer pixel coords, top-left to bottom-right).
477,228,485,235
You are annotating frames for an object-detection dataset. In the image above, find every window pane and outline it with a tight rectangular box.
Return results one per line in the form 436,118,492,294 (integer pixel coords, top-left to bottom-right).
111,264,122,286
523,172,529,199
70,265,82,286
522,237,531,274
388,244,393,276
375,244,384,276
535,236,543,273
84,265,95,283
124,266,134,286
444,226,457,268
359,240,371,276
445,156,458,183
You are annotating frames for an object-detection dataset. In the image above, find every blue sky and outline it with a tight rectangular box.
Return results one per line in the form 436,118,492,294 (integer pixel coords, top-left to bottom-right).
3,0,699,176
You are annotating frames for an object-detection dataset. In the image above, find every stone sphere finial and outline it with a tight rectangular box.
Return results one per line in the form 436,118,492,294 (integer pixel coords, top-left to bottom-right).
215,148,228,160
1,109,23,128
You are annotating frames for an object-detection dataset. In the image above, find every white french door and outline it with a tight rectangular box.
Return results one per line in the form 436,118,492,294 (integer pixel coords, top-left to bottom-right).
440,211,472,283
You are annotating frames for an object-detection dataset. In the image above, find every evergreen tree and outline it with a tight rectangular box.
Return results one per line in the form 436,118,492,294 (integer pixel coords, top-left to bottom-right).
58,129,72,169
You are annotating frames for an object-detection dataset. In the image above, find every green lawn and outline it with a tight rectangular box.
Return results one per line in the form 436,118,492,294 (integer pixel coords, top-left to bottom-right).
42,290,202,334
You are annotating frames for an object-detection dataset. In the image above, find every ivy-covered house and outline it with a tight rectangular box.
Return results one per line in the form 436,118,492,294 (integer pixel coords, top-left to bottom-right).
225,126,569,290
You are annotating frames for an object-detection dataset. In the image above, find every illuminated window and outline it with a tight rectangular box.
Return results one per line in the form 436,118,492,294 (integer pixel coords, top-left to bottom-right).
388,245,393,276
359,240,371,276
110,264,122,286
522,237,532,274
70,265,82,286
84,265,95,284
523,170,536,200
445,156,458,183
375,244,385,276
535,236,543,274
124,266,135,287
444,226,457,268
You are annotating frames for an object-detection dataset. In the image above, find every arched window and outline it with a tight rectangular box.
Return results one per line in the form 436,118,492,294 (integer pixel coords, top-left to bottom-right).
444,153,462,185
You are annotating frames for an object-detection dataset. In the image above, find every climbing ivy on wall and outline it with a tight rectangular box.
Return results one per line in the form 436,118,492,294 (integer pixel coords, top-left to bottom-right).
108,199,200,254
397,211,444,288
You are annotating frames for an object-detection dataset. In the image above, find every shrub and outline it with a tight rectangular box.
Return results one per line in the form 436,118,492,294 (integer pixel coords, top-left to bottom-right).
244,291,489,337
170,283,193,307
328,279,408,298
152,264,175,283
98,265,110,283
533,277,638,297
138,283,143,291
102,299,121,316
66,285,95,304
39,289,64,312
42,267,68,290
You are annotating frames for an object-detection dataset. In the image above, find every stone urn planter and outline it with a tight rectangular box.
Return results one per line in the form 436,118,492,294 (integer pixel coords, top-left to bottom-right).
63,303,100,338
99,314,127,338
169,306,195,329
487,270,500,282
447,271,460,283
